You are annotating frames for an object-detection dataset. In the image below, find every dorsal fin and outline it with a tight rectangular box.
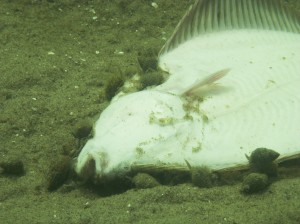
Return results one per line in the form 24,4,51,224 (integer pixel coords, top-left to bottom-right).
159,0,300,56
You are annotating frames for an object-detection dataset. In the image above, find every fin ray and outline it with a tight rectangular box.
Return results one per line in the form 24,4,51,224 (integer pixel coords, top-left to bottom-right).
159,0,300,56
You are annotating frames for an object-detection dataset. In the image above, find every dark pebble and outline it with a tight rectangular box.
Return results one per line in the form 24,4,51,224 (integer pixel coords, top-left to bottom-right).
191,166,213,188
47,156,72,191
249,148,280,176
104,74,124,100
72,120,93,139
140,72,164,89
250,148,280,164
0,160,25,176
241,173,269,194
132,173,160,189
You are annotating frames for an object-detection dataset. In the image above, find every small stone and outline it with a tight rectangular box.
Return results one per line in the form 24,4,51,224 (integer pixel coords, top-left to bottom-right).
249,148,280,164
249,148,280,176
151,2,158,9
0,160,25,176
140,72,164,89
132,173,160,189
72,120,93,139
104,74,124,100
137,49,158,72
47,156,72,191
241,173,268,194
191,166,213,188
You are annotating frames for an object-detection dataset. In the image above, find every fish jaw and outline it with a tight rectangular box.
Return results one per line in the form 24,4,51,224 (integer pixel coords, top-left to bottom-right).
76,137,135,181
75,139,107,180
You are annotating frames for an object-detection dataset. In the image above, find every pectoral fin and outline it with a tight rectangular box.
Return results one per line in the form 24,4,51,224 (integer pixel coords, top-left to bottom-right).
182,68,230,97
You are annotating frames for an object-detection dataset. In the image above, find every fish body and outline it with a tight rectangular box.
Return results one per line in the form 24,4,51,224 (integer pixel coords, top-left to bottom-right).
76,0,300,180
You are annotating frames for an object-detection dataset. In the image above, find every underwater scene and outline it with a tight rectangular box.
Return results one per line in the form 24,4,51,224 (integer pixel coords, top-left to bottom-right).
1,0,300,223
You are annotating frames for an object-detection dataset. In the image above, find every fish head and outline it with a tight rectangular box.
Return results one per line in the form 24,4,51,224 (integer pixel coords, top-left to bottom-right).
75,89,205,181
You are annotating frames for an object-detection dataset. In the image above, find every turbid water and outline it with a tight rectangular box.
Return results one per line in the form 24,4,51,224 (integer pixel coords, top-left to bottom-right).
0,1,300,223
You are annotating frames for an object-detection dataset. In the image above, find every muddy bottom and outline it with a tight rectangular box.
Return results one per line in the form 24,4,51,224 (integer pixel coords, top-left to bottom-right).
1,1,300,223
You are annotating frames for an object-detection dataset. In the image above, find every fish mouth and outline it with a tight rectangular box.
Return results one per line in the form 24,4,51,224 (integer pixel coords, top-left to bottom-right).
76,146,129,182
75,154,96,181
75,142,108,181
75,151,134,195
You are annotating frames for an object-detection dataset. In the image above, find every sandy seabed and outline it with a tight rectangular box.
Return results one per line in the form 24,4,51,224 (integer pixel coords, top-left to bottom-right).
0,0,300,223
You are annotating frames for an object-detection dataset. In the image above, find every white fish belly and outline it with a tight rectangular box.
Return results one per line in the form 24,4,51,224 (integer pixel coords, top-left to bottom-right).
76,30,300,177
159,30,300,169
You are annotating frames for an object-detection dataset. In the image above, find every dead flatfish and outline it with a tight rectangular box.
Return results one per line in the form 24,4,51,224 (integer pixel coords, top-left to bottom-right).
75,0,300,181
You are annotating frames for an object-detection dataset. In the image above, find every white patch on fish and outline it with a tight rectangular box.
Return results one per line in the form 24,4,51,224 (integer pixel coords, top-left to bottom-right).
75,0,300,180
